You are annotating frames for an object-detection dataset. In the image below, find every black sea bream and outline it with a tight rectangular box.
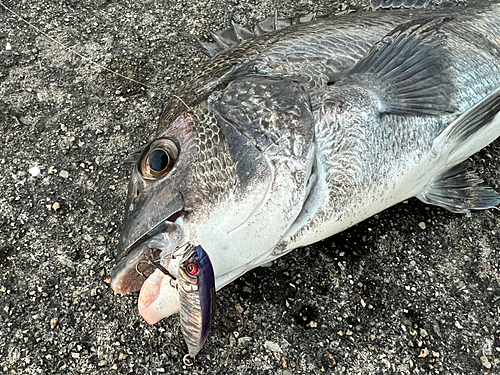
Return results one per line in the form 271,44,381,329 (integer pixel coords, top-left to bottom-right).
110,0,500,357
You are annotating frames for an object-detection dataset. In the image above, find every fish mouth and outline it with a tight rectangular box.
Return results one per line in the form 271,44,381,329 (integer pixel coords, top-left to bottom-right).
110,211,186,294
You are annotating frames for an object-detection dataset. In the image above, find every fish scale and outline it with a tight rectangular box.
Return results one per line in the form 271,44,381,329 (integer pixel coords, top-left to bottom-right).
191,105,236,204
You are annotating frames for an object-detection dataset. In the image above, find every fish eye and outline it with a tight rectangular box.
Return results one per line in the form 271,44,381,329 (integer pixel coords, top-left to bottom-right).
148,149,169,172
186,262,198,275
140,138,178,180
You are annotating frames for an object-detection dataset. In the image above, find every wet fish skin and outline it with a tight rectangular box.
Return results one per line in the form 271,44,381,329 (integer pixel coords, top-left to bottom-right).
110,0,500,350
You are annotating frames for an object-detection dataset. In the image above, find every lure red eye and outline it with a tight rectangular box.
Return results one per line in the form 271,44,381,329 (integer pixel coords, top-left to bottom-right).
186,263,198,275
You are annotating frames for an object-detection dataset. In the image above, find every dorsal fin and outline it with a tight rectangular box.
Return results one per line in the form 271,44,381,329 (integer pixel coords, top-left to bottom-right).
196,12,317,58
230,19,254,41
197,0,459,58
368,0,455,10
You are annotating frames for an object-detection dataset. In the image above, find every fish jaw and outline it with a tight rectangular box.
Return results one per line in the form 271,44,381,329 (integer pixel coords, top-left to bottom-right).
115,167,185,264
110,179,185,295
109,218,183,294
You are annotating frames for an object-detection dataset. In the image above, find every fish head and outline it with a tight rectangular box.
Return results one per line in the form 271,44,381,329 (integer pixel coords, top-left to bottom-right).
110,76,315,327
109,112,198,295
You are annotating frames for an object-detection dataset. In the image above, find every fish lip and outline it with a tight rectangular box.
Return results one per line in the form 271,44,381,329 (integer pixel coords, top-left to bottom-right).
110,211,186,294
120,210,185,260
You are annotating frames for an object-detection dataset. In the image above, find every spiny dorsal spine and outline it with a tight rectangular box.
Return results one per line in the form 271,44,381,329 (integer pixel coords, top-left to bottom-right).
197,0,458,58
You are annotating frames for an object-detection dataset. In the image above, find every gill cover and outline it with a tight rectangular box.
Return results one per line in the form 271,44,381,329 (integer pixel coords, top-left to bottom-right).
178,245,216,358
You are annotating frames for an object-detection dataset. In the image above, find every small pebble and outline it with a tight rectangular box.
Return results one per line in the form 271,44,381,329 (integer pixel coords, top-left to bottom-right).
418,222,426,230
52,202,61,211
238,337,251,347
418,348,429,358
98,360,107,367
480,355,492,369
118,352,128,360
59,170,69,178
29,166,40,177
50,317,58,329
235,303,244,314
264,340,281,353
6,42,11,50
323,351,336,368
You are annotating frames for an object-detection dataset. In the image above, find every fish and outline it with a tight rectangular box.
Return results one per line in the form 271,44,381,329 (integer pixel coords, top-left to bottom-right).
109,0,500,357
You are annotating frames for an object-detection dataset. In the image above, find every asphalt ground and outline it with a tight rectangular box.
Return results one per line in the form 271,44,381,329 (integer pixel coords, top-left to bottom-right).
1,0,499,374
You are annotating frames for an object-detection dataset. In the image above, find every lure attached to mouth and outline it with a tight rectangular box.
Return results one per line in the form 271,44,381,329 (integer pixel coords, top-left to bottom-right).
135,243,216,360
177,244,216,360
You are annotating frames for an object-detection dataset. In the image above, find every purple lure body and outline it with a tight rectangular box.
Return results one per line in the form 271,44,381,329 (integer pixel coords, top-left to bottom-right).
178,245,216,357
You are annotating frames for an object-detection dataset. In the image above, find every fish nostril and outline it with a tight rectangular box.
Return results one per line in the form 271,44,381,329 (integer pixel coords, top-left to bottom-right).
133,184,140,199
130,175,144,203
130,185,140,204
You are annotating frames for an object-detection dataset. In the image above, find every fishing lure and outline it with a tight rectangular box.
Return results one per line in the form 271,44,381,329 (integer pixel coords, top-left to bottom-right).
177,245,216,362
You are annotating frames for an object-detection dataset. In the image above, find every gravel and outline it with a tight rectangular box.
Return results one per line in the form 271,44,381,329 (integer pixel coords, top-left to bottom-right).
1,0,499,374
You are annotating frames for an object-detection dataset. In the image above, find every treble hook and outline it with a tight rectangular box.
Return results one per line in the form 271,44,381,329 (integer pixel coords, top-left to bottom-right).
147,252,177,280
135,261,149,278
134,250,177,280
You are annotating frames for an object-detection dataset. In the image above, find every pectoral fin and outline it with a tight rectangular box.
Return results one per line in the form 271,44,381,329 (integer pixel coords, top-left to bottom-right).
334,17,456,116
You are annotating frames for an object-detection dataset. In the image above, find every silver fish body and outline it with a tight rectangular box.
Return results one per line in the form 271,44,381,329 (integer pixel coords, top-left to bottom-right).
110,0,500,356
